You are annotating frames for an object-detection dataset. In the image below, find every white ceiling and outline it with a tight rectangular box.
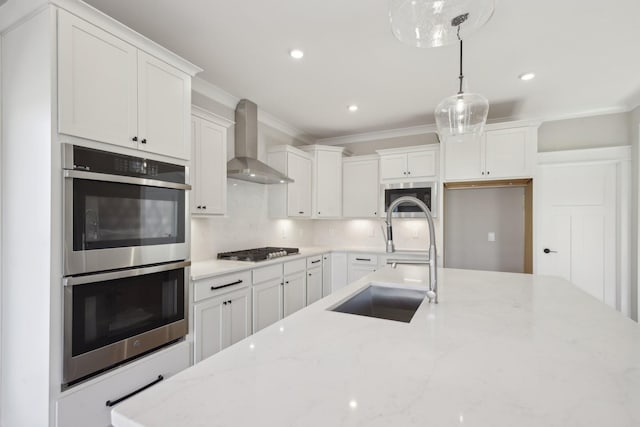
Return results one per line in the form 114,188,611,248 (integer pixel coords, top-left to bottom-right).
84,0,640,139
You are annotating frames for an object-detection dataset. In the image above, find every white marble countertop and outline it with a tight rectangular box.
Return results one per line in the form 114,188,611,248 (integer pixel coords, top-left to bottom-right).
190,246,429,280
112,266,640,426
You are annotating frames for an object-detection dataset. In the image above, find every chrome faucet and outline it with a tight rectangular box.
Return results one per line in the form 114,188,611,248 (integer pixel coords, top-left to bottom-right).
386,196,438,303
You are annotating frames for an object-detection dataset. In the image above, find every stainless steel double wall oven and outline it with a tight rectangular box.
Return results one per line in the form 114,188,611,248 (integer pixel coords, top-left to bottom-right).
62,144,190,386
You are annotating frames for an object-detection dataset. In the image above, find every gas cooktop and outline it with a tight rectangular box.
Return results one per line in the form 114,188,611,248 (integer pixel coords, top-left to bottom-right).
217,247,299,262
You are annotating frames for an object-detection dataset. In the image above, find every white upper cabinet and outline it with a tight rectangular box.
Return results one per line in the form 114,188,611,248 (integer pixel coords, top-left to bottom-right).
342,155,379,218
300,145,345,218
443,123,539,181
268,145,312,218
191,108,232,215
137,52,191,159
57,10,197,160
378,145,439,181
58,10,137,149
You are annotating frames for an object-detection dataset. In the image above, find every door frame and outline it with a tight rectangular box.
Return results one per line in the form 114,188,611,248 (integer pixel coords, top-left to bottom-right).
536,146,631,316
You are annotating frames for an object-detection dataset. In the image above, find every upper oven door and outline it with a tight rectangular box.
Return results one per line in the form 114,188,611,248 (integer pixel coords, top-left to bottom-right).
383,182,437,218
64,170,190,275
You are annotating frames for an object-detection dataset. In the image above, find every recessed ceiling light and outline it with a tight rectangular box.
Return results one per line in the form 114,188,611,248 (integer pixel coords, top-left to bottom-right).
348,104,359,112
289,49,304,59
519,72,536,81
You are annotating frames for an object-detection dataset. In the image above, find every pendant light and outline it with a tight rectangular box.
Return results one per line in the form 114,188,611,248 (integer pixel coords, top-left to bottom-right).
389,0,494,48
434,14,489,138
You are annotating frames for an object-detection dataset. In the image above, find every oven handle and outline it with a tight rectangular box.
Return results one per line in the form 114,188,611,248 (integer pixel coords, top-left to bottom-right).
64,169,192,191
63,261,191,286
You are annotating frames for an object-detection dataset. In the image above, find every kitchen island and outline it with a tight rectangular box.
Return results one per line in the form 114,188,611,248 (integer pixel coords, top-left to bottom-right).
112,266,640,426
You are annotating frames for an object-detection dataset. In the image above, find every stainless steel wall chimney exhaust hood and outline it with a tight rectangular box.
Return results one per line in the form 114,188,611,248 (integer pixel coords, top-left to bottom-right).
227,99,294,184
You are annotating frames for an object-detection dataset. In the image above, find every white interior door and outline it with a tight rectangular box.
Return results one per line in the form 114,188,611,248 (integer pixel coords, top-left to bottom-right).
537,163,617,307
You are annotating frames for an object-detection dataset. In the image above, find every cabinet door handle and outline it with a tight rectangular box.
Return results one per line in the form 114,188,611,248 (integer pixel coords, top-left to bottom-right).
211,279,243,291
407,171,411,175
285,281,289,284
141,138,147,144
299,211,304,214
486,171,490,175
228,300,232,304
223,301,227,305
374,211,377,215
318,211,321,215
543,248,558,254
308,273,312,276
481,171,485,175
202,206,207,209
197,206,202,209
355,258,371,262
311,260,321,264
403,171,407,175
106,375,164,407
131,136,138,142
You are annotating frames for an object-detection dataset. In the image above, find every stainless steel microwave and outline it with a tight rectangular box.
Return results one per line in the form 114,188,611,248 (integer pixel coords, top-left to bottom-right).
62,144,191,275
382,182,438,218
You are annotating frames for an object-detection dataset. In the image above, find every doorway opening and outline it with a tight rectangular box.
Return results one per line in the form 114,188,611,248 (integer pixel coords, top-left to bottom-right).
443,179,533,273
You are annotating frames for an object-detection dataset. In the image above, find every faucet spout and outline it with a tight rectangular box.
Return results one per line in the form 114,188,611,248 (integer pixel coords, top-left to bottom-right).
385,196,438,303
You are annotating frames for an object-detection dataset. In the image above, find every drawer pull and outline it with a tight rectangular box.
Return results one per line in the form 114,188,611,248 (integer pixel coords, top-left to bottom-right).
211,279,243,291
355,258,371,262
310,260,321,264
105,375,164,407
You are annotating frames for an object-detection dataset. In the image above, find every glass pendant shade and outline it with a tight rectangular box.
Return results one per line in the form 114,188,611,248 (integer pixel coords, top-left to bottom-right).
389,0,495,48
435,92,489,138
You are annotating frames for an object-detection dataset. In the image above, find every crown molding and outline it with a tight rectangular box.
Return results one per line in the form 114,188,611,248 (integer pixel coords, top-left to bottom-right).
191,77,239,110
536,106,631,124
257,109,315,145
317,123,438,146
537,145,631,165
191,105,234,127
192,77,314,144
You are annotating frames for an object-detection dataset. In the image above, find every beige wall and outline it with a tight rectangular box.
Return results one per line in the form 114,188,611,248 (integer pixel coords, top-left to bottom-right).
444,187,526,273
538,112,630,152
338,133,439,155
629,106,640,320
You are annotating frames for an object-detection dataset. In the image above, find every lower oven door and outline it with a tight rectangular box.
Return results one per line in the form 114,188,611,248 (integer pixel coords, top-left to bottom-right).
63,261,189,386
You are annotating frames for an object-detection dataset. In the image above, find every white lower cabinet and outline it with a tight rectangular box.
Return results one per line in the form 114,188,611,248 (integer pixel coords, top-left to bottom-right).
56,341,190,427
283,271,306,316
331,252,348,292
283,259,307,316
306,266,323,305
322,253,332,297
306,255,323,304
347,253,378,284
252,276,284,332
193,287,251,363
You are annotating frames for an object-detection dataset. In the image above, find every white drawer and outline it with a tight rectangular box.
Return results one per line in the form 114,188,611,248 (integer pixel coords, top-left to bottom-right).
284,258,306,275
253,264,282,284
306,255,322,269
193,270,251,303
348,253,378,266
56,341,190,427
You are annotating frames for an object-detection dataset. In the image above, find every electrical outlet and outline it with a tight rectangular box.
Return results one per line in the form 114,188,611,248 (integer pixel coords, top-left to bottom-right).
488,232,496,242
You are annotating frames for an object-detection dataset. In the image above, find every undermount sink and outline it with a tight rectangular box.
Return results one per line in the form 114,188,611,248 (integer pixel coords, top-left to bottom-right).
329,284,427,323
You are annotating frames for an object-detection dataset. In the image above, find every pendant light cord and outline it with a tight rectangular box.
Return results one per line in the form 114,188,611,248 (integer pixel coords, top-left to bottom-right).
457,25,464,95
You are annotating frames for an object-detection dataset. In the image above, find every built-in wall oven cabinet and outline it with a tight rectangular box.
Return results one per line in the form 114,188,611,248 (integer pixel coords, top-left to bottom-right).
63,261,189,387
382,181,438,218
63,144,191,276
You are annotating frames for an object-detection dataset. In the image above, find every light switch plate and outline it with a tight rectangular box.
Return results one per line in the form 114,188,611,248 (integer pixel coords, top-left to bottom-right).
488,232,496,242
